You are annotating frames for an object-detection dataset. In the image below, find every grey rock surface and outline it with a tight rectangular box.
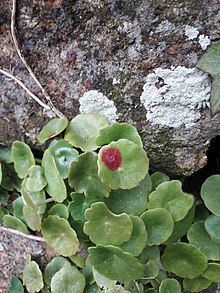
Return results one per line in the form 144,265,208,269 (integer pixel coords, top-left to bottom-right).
1,0,220,175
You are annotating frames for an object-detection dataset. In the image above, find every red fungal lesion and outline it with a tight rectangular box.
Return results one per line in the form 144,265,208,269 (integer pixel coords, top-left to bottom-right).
102,148,122,170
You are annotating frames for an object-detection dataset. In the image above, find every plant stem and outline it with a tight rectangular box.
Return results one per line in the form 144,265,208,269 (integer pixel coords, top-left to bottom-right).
0,226,45,242
37,198,54,206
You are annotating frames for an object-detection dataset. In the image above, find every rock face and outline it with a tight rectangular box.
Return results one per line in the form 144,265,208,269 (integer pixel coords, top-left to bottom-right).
1,0,220,175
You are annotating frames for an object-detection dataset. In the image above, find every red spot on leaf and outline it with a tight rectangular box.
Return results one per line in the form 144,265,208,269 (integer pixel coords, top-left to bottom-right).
102,148,122,170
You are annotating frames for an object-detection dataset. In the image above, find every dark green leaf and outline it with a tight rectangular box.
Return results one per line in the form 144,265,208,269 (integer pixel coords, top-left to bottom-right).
183,276,211,292
9,276,24,293
159,278,181,293
150,171,170,192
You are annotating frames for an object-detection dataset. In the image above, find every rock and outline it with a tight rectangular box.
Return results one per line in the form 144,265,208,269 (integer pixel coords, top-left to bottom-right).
1,0,220,175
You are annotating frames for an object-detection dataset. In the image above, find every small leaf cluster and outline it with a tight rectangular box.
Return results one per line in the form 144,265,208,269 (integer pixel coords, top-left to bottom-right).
0,113,219,292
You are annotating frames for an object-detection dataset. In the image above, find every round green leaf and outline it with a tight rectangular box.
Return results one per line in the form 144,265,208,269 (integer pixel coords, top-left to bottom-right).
43,256,71,285
205,214,220,243
92,267,116,289
12,141,35,179
98,139,149,190
159,278,181,293
49,139,79,179
119,215,148,256
84,202,133,245
48,204,69,220
42,215,79,256
68,152,110,198
26,165,47,192
104,175,151,216
37,117,68,144
141,208,174,245
9,276,24,293
150,171,170,192
23,205,41,232
51,266,85,293
148,180,194,222
201,175,220,216
64,114,109,151
144,259,159,278
88,245,145,283
96,122,143,147
162,242,208,279
202,263,220,283
42,148,67,203
3,214,28,234
23,260,44,293
183,276,211,292
187,221,220,260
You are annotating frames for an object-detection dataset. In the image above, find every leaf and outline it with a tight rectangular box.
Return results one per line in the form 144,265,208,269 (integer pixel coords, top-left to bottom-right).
43,256,72,285
104,286,130,293
3,214,29,234
161,242,207,279
92,267,116,289
159,278,181,293
12,141,35,179
9,276,24,293
23,205,41,232
209,75,220,114
68,152,110,198
42,148,67,202
25,165,47,192
13,196,25,223
119,215,148,256
187,221,220,260
148,180,194,222
138,245,160,264
64,114,109,151
42,215,79,256
51,266,85,293
104,175,151,216
84,202,133,245
141,208,174,245
96,122,143,147
37,117,68,143
48,203,69,220
98,139,149,190
49,139,79,179
150,171,170,192
23,260,44,293
0,144,12,163
183,276,211,292
144,259,159,278
205,214,220,243
201,175,220,216
0,162,2,185
88,245,145,283
202,263,220,283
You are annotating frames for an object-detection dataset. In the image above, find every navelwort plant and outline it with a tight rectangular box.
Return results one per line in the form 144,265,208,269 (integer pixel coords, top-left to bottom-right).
1,113,220,293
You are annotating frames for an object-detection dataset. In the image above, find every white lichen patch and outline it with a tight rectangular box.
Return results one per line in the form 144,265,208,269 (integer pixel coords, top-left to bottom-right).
140,66,211,128
199,34,211,50
185,25,199,40
79,90,118,123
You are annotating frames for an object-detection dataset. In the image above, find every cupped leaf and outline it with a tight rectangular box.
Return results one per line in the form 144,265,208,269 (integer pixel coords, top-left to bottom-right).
161,242,208,279
43,256,71,285
92,267,116,289
48,203,69,220
42,148,67,202
23,205,41,232
49,139,79,179
64,114,109,151
150,171,170,192
119,215,148,256
23,260,44,293
183,276,211,292
187,221,220,260
37,117,68,144
3,214,29,234
51,266,85,293
42,215,79,256
98,139,149,190
88,245,145,283
12,141,35,179
201,175,220,216
202,263,220,283
148,180,194,222
104,175,151,216
26,165,47,192
141,208,174,245
205,214,220,243
84,202,133,245
9,276,24,293
68,152,110,198
159,278,181,293
96,122,143,147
